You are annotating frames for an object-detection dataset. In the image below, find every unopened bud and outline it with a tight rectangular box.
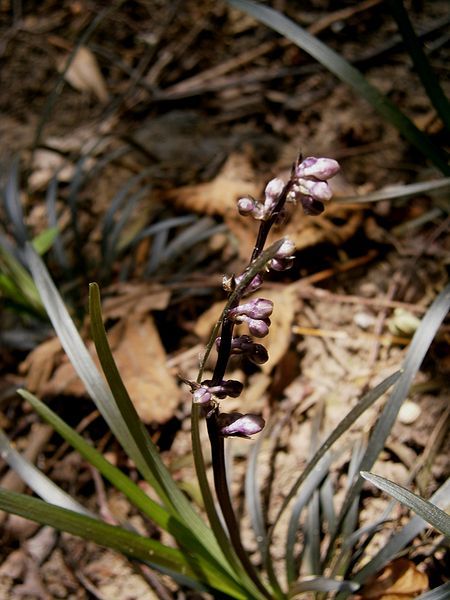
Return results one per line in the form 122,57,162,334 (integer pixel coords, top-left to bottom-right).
229,298,273,320
237,196,257,216
217,412,265,438
265,178,285,199
219,335,269,365
248,343,269,364
274,238,295,259
301,196,324,216
193,387,212,404
201,379,243,399
234,273,263,295
246,317,270,337
297,179,332,203
269,256,294,271
296,157,340,181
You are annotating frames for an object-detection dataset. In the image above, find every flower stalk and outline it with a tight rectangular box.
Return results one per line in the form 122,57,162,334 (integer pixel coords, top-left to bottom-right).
188,154,340,597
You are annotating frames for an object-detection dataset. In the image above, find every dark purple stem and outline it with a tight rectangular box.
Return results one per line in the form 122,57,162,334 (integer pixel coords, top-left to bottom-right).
207,409,272,599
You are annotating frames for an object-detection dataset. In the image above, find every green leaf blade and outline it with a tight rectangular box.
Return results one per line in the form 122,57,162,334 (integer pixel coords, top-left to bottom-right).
0,488,245,596
361,472,450,538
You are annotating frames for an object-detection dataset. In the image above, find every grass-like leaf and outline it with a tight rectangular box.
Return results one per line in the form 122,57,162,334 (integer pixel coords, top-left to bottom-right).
2,159,28,244
0,240,45,316
246,420,285,597
386,0,450,133
18,389,176,531
88,283,251,593
228,0,450,175
24,247,247,594
329,283,450,561
45,176,69,269
361,472,450,538
25,245,168,494
416,582,450,600
0,488,243,596
31,227,59,256
272,371,401,530
337,178,450,205
354,477,450,582
285,452,334,584
0,426,92,516
289,576,359,595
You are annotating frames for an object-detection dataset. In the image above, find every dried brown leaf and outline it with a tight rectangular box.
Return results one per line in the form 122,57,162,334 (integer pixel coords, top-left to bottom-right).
61,46,109,103
21,315,179,424
163,153,260,217
101,283,171,319
226,202,363,259
20,337,62,394
164,152,361,258
361,558,429,599
106,316,181,424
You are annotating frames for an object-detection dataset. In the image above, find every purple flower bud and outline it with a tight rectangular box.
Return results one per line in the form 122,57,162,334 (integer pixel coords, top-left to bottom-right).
230,334,253,350
263,178,285,216
246,316,270,337
237,196,256,216
301,196,324,216
229,298,273,320
297,179,332,202
269,256,295,271
193,386,212,404
265,177,285,199
201,379,243,399
217,412,265,438
219,335,269,364
248,343,269,364
234,273,263,295
275,238,296,258
296,157,340,181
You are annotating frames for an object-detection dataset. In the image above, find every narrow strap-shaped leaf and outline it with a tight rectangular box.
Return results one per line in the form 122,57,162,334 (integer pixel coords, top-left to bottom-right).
88,283,243,583
338,178,450,205
25,247,237,585
26,245,166,499
0,488,244,597
286,452,334,584
354,477,450,582
0,426,92,516
18,391,174,531
272,371,401,530
16,392,245,594
0,241,44,316
2,158,28,244
386,0,450,133
227,0,450,175
361,472,450,537
416,582,450,600
330,283,450,559
289,576,359,596
31,227,59,256
246,420,285,597
328,440,366,578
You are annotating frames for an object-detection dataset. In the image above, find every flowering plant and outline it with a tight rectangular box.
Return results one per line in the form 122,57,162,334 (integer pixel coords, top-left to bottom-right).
0,153,449,599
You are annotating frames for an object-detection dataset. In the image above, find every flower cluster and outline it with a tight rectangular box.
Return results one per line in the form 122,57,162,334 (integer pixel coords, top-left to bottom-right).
288,156,340,216
237,178,285,221
188,155,339,439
